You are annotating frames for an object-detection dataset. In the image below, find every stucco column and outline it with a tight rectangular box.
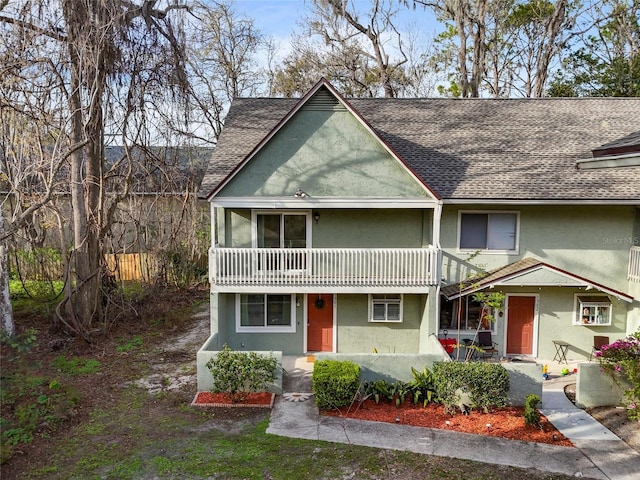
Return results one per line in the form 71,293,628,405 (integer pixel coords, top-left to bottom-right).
209,291,220,349
419,290,439,353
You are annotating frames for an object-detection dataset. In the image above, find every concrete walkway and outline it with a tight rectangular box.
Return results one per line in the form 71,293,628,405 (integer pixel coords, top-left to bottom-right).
266,356,640,480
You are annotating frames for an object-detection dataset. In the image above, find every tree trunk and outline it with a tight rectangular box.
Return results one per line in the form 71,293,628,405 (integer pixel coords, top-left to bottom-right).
0,211,14,337
533,0,566,97
453,2,470,96
61,0,106,340
470,0,487,98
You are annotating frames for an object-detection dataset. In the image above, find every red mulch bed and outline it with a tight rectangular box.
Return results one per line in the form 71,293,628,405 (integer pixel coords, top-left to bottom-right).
324,400,573,447
193,391,274,407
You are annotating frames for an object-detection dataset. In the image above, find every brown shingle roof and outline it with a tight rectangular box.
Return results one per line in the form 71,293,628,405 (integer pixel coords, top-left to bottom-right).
592,130,640,157
199,93,640,201
440,257,633,301
440,258,543,299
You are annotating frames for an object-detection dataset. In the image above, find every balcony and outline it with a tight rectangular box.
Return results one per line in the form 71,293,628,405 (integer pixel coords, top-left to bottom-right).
629,246,640,283
210,247,441,293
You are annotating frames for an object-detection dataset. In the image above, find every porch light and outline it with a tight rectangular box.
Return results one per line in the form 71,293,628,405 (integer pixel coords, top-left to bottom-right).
314,211,320,224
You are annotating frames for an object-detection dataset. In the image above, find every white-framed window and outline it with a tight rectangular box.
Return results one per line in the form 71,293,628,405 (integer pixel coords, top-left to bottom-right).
252,211,310,249
573,294,612,326
236,293,296,333
252,211,311,272
439,296,496,333
458,211,519,253
369,294,403,322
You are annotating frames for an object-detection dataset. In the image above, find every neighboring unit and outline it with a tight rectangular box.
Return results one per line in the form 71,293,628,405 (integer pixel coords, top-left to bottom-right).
197,79,640,371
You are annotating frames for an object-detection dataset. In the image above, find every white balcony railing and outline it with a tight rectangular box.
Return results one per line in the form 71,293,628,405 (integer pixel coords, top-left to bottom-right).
210,247,441,289
629,246,640,283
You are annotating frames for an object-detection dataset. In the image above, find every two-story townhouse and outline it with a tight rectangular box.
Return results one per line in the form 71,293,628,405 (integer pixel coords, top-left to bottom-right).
197,79,640,368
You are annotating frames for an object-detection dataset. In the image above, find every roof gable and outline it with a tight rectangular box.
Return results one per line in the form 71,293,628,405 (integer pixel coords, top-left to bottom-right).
207,80,436,202
442,257,633,302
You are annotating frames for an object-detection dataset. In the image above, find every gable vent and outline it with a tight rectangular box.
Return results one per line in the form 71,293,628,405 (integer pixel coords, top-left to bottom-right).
304,89,346,111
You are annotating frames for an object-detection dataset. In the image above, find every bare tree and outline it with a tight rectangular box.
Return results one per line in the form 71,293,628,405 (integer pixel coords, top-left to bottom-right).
270,0,418,98
1,0,192,341
409,0,600,97
185,0,267,141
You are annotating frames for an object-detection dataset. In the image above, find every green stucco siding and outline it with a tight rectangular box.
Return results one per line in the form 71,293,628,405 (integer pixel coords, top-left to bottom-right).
225,208,427,249
336,294,423,353
214,293,305,355
226,210,251,247
314,209,425,248
440,205,635,291
534,288,628,361
217,108,428,198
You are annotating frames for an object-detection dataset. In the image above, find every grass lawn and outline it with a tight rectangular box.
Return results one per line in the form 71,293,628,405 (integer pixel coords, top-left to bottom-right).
2,286,577,479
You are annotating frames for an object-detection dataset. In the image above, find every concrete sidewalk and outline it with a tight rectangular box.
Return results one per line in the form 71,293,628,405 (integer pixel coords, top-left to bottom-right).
266,356,640,480
540,375,639,480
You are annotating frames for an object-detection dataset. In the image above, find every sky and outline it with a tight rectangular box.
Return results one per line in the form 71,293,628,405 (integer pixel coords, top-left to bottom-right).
231,0,441,46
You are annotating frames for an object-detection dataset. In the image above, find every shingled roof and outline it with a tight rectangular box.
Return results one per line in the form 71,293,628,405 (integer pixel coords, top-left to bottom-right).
592,130,640,157
440,257,633,302
199,84,640,202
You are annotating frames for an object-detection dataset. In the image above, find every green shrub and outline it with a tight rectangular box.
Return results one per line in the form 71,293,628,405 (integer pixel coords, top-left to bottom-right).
312,360,360,410
206,345,277,403
524,394,541,427
432,361,509,413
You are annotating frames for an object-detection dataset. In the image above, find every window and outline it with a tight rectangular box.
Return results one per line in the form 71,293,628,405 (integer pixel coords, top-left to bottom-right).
256,213,307,248
574,295,612,326
369,294,402,322
254,212,309,271
459,212,518,252
439,297,495,332
236,294,295,332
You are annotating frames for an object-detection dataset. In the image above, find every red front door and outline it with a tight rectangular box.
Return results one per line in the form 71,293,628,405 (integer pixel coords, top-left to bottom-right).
307,294,333,352
507,296,535,355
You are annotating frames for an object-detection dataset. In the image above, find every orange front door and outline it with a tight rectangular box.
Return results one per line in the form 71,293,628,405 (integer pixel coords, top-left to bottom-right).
307,294,333,352
507,296,535,355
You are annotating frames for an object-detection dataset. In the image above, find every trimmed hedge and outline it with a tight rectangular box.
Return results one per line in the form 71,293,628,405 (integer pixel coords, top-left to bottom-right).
432,361,510,413
312,360,360,410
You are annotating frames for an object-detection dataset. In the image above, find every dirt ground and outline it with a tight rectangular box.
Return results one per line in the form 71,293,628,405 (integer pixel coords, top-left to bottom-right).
2,288,638,479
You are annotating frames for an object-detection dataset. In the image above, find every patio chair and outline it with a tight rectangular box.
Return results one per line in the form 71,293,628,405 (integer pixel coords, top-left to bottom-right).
589,335,609,361
477,331,499,360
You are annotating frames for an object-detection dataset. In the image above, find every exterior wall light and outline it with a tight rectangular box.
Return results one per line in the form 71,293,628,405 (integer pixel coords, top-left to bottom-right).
314,211,320,224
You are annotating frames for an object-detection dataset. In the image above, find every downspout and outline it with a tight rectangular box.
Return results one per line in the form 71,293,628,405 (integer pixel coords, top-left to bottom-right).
432,201,443,334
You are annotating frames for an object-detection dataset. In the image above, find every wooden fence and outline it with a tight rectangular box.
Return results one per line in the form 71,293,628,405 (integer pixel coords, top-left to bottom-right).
8,250,207,284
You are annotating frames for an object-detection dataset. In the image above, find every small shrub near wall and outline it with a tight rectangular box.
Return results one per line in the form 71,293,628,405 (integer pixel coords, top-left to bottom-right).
312,360,360,410
524,394,541,427
206,345,277,403
432,362,510,413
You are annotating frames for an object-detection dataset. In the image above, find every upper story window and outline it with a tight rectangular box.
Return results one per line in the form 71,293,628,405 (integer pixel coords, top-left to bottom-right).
458,211,519,253
573,295,612,326
369,294,403,322
253,211,310,271
254,212,308,249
